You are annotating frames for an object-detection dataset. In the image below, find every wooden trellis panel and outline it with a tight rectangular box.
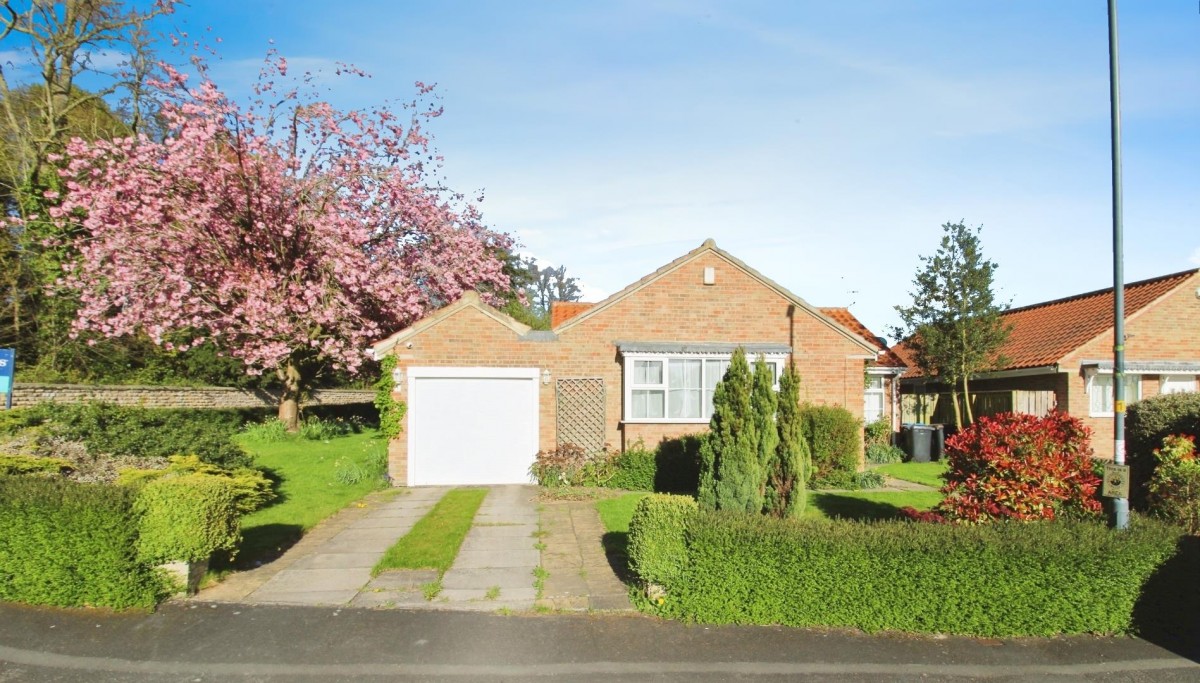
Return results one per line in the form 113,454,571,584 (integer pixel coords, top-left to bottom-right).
556,378,606,453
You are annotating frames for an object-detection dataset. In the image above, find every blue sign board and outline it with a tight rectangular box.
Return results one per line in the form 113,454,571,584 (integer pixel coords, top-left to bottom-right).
0,348,13,408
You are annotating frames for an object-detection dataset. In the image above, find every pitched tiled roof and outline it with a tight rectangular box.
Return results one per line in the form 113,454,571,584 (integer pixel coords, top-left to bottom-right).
819,307,906,368
549,301,595,328
896,268,1199,377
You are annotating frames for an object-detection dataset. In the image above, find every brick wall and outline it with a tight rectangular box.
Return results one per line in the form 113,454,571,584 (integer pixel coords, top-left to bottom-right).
1062,272,1200,459
10,383,374,410
384,246,874,485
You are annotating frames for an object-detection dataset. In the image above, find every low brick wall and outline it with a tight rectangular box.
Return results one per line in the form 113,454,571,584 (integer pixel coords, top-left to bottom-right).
10,383,375,410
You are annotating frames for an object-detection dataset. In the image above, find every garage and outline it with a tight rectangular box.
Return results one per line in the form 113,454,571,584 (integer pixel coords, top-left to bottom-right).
405,367,540,486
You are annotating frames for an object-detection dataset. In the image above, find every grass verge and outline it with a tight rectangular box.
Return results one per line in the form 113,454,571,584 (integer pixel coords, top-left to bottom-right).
374,488,488,575
874,461,949,489
597,492,650,557
222,430,389,569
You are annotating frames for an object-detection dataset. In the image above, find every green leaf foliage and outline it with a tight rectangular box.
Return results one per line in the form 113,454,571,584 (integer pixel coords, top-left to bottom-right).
374,355,408,441
767,362,807,517
118,455,275,514
661,512,1186,637
626,494,699,589
698,348,762,512
890,222,1011,429
1127,392,1200,508
0,453,72,476
751,357,779,498
800,404,860,488
134,473,241,565
608,443,657,491
0,475,165,609
22,402,252,468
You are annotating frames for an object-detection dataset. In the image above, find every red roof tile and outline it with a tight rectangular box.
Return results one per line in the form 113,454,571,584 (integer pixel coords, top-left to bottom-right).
897,268,1199,377
549,301,595,328
818,307,906,368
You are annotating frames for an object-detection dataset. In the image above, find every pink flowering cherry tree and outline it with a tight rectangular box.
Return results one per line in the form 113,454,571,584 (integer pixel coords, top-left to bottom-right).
48,53,513,430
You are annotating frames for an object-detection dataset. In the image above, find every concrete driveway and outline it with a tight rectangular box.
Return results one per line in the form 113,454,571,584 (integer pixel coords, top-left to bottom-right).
198,484,630,612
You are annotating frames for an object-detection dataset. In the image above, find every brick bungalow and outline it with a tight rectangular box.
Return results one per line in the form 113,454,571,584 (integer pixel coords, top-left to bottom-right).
370,239,884,486
896,268,1200,459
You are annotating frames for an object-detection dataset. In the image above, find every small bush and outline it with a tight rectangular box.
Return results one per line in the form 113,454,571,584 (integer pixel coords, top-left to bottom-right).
855,470,885,489
0,475,165,609
1147,434,1200,534
627,494,699,590
134,473,241,565
665,511,1185,636
865,443,905,465
0,453,73,476
938,411,1102,523
800,404,860,486
375,355,407,440
529,443,616,488
608,443,656,491
1128,393,1200,508
864,417,892,449
117,455,275,514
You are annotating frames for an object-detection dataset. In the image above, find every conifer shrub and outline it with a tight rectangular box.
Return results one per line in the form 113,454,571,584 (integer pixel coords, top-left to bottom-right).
767,362,807,517
698,348,762,512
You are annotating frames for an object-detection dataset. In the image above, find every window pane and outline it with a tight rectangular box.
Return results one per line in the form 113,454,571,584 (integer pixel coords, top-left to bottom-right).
1124,376,1140,402
634,360,662,385
866,376,884,391
669,360,702,418
703,360,729,418
633,389,665,418
864,392,885,423
1090,375,1112,414
1162,375,1197,395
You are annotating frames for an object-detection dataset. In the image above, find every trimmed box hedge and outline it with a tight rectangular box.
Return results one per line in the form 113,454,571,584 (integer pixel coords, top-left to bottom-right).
627,494,1193,637
667,512,1184,636
0,475,166,609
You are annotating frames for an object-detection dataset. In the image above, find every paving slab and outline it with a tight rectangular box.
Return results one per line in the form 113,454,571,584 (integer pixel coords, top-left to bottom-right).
440,566,534,590
367,569,439,590
201,486,450,606
537,498,633,612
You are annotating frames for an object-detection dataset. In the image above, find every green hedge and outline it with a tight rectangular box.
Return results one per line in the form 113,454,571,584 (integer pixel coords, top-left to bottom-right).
135,474,241,565
17,402,253,468
653,435,703,495
0,476,165,609
1128,393,1200,507
650,511,1187,637
627,494,698,588
800,404,861,488
608,446,657,491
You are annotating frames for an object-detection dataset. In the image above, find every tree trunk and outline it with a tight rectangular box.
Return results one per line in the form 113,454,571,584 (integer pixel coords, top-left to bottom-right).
961,374,975,426
949,386,963,431
277,358,302,432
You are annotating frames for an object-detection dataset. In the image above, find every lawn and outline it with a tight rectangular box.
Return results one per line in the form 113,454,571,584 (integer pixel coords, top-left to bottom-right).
875,461,949,489
225,429,389,568
374,488,488,574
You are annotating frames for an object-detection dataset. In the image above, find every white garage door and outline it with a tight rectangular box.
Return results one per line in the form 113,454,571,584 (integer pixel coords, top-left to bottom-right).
407,367,539,486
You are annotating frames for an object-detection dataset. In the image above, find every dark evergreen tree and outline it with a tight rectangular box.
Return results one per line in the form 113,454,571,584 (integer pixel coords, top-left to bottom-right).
767,362,808,517
697,348,762,513
751,356,779,507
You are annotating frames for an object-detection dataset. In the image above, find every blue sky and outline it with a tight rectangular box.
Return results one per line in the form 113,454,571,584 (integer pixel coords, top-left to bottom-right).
26,2,1200,340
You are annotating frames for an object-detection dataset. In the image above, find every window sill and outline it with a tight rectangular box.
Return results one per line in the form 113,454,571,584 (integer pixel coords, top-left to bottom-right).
622,418,711,425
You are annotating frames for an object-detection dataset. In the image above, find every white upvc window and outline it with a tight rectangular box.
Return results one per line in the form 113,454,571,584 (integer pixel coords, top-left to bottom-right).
1088,373,1140,417
1161,375,1198,395
624,353,785,423
864,375,886,423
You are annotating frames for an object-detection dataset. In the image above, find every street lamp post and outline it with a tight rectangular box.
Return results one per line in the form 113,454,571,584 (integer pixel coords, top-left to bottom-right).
1107,0,1129,530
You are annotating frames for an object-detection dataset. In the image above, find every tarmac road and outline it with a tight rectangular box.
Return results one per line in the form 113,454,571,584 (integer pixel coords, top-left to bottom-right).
0,601,1197,682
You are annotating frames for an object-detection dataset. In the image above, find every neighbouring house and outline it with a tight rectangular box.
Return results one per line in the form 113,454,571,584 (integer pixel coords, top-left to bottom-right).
896,268,1200,459
369,239,885,486
819,307,907,432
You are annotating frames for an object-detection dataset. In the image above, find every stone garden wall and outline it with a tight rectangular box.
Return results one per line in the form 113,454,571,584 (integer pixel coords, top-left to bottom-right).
10,384,374,410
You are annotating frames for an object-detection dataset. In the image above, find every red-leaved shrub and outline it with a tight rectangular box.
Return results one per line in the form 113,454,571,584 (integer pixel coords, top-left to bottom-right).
936,411,1102,523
